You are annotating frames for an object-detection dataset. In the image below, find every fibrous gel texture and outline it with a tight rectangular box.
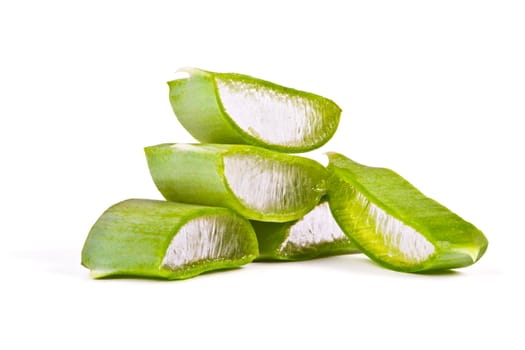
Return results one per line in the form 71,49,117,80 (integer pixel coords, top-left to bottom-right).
216,76,338,147
223,153,320,214
280,201,351,253
162,215,252,270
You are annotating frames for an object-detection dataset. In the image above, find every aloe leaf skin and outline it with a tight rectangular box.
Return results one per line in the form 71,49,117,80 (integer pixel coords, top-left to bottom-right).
81,199,259,280
168,67,341,153
144,143,327,223
252,200,360,261
327,153,488,273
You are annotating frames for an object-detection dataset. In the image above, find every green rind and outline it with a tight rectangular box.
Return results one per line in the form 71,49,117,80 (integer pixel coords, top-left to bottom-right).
168,70,246,144
168,67,341,153
327,152,488,272
81,199,259,280
145,143,327,222
250,220,291,259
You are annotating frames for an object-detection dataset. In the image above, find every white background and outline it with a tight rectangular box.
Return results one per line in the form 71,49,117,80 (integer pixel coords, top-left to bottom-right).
1,1,523,349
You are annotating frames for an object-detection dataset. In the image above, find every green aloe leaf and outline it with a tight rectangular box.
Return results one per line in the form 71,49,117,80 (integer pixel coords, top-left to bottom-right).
81,199,258,280
327,153,488,272
168,67,341,153
252,199,360,261
145,143,327,222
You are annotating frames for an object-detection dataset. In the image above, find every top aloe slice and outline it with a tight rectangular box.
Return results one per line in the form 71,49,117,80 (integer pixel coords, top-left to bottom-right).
145,143,327,222
327,152,488,272
168,67,341,153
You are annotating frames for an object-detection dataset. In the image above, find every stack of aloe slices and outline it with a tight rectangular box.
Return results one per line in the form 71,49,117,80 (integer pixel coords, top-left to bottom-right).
82,67,488,280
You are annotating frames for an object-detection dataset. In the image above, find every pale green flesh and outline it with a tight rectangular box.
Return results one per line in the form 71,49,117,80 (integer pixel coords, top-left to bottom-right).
82,199,258,280
168,68,341,153
253,200,359,260
145,143,327,222
327,153,488,272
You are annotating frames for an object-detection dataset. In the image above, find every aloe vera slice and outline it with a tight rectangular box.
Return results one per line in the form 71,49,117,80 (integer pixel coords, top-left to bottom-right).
81,199,258,280
145,143,327,222
252,199,360,261
168,68,341,153
327,153,488,272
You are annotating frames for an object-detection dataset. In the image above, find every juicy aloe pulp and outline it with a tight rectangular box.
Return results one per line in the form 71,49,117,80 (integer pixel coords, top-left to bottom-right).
81,199,259,280
252,200,359,261
168,67,341,153
145,143,327,222
327,153,488,272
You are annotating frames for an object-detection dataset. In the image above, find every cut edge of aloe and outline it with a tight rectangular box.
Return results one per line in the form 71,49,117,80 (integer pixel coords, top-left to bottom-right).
168,67,341,153
145,143,327,222
81,199,259,280
326,152,488,273
252,199,360,261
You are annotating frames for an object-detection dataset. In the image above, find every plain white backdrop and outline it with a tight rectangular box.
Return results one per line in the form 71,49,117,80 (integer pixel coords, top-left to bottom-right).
1,1,523,349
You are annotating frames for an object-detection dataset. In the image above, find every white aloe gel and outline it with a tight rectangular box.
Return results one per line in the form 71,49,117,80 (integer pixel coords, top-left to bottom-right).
216,77,325,147
222,154,318,213
279,201,350,253
162,215,248,269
